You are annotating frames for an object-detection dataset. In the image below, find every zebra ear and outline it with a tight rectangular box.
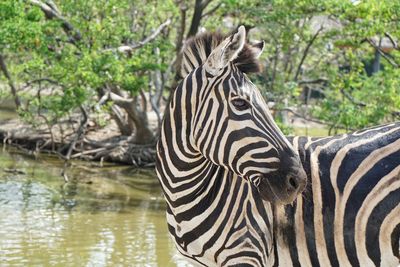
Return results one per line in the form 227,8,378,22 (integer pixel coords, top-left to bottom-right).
205,25,246,76
251,41,265,59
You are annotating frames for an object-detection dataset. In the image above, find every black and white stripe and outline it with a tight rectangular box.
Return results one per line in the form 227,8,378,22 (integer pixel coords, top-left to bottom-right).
276,123,400,267
156,26,306,266
157,27,399,267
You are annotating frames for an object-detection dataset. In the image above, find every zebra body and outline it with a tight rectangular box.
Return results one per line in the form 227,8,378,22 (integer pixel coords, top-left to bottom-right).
156,27,306,266
156,26,400,266
276,123,400,267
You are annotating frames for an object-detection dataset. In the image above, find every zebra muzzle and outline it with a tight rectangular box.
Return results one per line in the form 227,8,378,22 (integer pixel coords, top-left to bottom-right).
258,157,307,204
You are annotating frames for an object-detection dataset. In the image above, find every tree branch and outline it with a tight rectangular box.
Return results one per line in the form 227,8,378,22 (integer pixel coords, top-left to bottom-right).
340,89,366,107
201,2,221,18
27,0,82,44
200,0,213,10
21,78,64,90
340,89,399,118
117,19,171,54
0,54,21,108
366,38,399,68
294,26,323,81
176,2,187,55
384,32,399,50
298,78,329,85
187,0,208,38
64,106,88,161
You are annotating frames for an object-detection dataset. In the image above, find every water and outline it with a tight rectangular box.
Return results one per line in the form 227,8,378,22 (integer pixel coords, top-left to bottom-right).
0,148,191,267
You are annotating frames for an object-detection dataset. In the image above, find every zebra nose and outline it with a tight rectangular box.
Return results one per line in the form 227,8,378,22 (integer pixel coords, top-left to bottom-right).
285,164,307,193
287,175,299,191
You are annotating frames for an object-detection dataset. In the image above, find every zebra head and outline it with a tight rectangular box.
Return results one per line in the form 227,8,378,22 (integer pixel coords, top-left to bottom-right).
189,26,307,204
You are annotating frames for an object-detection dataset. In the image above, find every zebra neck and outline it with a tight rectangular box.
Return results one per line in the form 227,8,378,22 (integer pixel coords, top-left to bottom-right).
164,165,276,266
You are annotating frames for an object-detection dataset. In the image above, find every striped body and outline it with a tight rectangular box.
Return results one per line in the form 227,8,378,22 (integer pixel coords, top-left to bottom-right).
276,123,400,267
156,27,306,266
157,62,280,266
157,26,400,266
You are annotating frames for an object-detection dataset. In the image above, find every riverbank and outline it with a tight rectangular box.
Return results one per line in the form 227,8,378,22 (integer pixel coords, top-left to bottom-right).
0,114,157,168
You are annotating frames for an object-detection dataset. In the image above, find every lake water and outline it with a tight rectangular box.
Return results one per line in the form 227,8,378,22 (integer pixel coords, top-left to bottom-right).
0,148,191,267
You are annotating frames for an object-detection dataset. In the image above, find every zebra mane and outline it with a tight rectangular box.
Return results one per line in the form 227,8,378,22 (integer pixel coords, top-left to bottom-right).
180,31,262,78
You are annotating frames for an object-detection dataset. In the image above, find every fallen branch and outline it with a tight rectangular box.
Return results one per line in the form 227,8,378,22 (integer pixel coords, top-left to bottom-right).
71,147,107,158
0,120,157,167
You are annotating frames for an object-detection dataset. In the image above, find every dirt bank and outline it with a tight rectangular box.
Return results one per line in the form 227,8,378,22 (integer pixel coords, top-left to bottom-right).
0,116,157,168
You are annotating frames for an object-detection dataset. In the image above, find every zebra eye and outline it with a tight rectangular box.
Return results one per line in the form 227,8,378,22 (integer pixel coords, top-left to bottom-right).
232,98,250,110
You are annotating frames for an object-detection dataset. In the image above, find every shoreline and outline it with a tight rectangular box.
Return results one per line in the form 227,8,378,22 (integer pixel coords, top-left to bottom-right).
0,118,157,168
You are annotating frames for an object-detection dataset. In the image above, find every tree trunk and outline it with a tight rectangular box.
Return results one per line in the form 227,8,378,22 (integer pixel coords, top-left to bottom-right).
187,0,205,38
372,48,381,74
0,54,21,109
107,88,155,144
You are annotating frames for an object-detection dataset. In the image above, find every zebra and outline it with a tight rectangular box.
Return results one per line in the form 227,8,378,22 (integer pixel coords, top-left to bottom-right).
275,123,400,267
156,26,307,266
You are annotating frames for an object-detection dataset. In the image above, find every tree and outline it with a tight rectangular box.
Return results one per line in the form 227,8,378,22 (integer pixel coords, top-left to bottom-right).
216,0,399,133
1,0,177,146
1,0,399,164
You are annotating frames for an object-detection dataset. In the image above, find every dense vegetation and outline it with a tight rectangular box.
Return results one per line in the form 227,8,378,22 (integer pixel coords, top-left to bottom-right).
0,0,399,155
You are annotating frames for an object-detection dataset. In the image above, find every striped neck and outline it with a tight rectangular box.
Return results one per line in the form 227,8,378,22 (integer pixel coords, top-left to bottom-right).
156,69,276,266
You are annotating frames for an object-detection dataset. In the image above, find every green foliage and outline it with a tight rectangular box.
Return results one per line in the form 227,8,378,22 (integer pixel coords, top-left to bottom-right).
1,0,399,135
219,0,400,131
313,67,400,130
1,0,176,125
0,1,45,51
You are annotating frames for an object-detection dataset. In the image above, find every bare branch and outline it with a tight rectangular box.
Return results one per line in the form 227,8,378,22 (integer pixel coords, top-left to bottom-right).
366,38,399,68
340,89,366,107
139,90,147,112
270,44,280,91
200,0,213,10
21,78,64,90
27,0,82,44
117,19,171,54
0,54,21,108
64,106,89,160
298,78,328,85
384,32,399,50
108,92,134,106
294,26,323,81
202,2,221,18
44,0,61,14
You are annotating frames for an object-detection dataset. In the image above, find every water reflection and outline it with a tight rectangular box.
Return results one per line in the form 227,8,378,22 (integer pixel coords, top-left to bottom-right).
0,148,191,266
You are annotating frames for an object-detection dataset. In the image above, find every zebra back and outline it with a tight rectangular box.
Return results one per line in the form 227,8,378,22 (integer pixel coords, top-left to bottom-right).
277,123,400,267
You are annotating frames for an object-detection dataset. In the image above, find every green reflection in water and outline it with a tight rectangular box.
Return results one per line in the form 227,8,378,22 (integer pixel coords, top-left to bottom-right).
0,148,191,267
